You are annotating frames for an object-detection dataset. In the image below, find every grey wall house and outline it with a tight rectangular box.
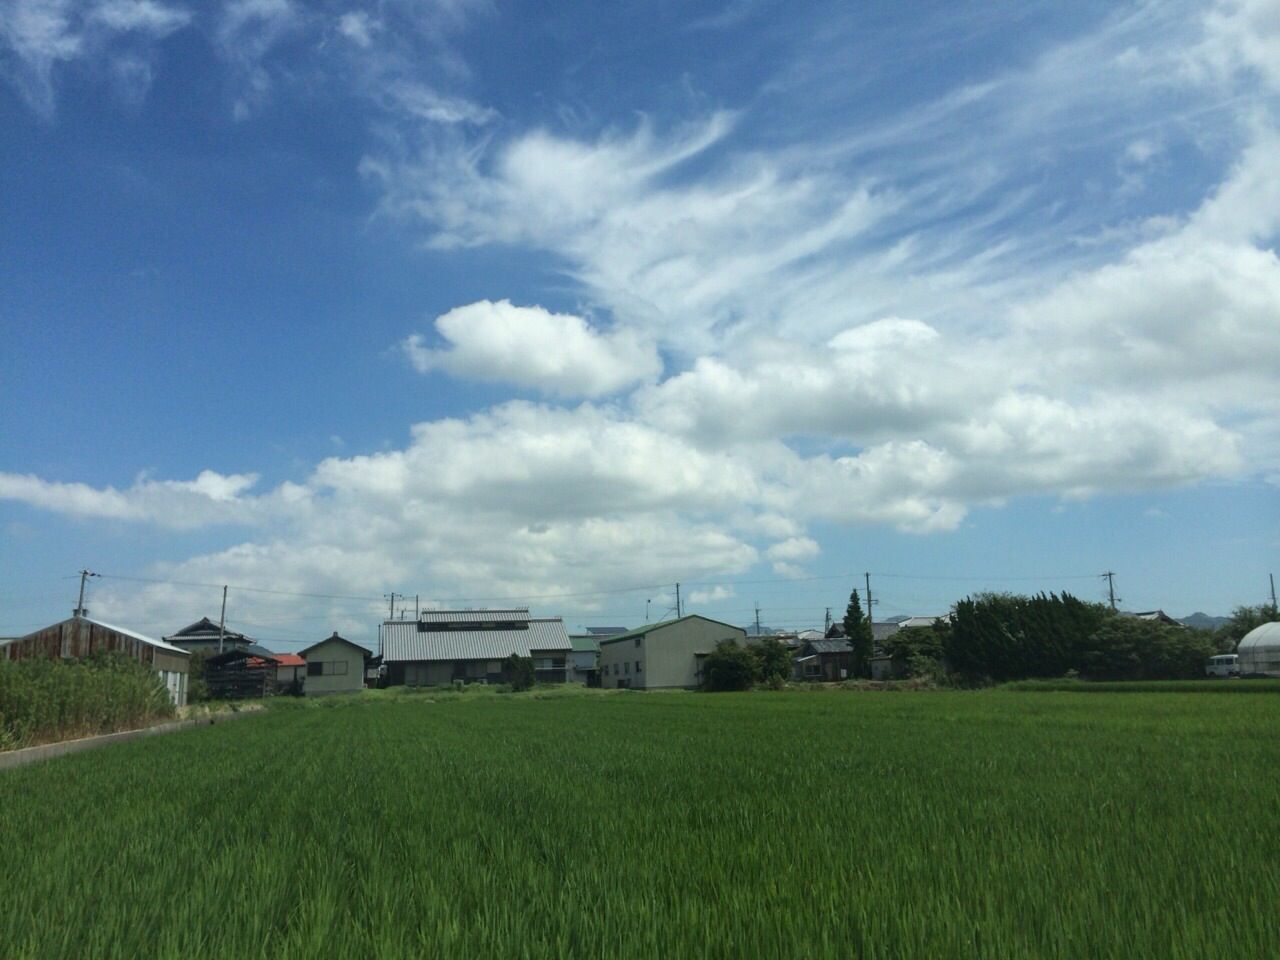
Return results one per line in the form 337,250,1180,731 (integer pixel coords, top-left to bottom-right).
382,609,572,686
598,616,749,690
4,615,191,706
300,633,371,696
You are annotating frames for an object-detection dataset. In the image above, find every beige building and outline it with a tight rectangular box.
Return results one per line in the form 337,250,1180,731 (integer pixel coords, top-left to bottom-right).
300,632,371,696
598,615,749,690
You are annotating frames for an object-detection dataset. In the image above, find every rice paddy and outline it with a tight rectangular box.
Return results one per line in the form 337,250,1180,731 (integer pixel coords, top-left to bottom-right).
1,688,1277,959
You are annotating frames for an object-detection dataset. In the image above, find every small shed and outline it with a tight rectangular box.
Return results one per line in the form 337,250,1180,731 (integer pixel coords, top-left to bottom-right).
3,616,190,706
204,645,280,700
300,632,371,696
274,653,306,691
794,638,853,681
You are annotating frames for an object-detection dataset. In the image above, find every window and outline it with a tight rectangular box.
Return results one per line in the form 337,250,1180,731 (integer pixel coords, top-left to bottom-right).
635,661,642,673
307,661,348,677
634,638,641,648
624,662,630,674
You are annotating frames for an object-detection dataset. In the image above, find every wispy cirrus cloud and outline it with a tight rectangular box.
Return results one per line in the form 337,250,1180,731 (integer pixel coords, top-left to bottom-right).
0,0,190,115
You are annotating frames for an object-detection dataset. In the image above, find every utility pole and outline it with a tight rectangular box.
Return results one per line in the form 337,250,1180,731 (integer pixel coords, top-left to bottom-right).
675,582,682,618
74,569,98,617
645,599,651,622
385,592,399,621
1102,571,1119,610
415,595,420,620
1269,573,1277,614
217,585,228,654
864,572,874,625
824,607,832,633
754,602,762,636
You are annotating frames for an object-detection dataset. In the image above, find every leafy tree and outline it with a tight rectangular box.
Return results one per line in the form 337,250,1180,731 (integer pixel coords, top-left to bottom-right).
504,654,535,691
701,640,759,691
881,622,949,678
1215,604,1280,650
752,636,793,684
1083,618,1216,680
842,587,874,678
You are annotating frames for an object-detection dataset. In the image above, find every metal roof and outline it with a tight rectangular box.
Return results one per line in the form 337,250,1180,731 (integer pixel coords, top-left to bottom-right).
383,617,571,663
805,639,852,654
569,635,600,653
81,617,192,657
598,615,747,646
414,608,531,625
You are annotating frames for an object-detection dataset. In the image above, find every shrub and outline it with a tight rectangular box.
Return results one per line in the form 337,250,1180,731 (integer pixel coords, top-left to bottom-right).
752,637,793,684
504,655,535,692
701,640,759,692
0,653,175,750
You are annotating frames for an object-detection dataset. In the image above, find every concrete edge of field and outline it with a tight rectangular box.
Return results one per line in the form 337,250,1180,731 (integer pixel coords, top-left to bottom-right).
0,706,265,771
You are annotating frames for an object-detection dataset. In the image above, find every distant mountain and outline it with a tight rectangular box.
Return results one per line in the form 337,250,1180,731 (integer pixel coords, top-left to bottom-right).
1178,612,1229,630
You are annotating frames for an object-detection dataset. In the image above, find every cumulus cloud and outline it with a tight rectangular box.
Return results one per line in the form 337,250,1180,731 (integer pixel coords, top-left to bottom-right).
0,469,264,527
402,300,662,397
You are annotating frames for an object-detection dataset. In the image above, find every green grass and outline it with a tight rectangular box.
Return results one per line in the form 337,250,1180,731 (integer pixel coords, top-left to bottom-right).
1006,678,1280,693
1,689,1277,959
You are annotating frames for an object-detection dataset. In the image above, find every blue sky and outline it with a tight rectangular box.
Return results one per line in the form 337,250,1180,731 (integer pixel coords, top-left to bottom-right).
1,0,1277,646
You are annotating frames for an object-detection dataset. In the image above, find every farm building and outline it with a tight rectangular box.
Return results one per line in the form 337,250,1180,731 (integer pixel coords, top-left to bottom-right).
381,610,572,686
3,616,190,706
793,638,853,681
598,616,749,689
203,646,279,700
164,617,255,655
1237,622,1280,676
300,632,372,695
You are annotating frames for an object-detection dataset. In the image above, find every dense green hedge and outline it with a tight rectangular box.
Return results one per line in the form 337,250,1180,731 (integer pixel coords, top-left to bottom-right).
0,653,175,751
1006,678,1280,694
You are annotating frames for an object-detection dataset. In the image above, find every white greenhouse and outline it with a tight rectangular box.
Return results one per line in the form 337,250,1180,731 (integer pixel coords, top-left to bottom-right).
1236,622,1280,677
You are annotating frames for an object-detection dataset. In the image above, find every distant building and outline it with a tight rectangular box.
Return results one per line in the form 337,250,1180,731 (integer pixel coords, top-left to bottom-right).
381,610,572,687
300,632,372,696
568,635,601,685
274,653,306,689
203,646,280,700
1124,610,1183,627
597,616,748,690
3,615,190,706
164,617,255,655
793,638,853,681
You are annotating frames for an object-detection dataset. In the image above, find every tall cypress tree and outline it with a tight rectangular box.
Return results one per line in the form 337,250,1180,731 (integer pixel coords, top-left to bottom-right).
843,587,874,678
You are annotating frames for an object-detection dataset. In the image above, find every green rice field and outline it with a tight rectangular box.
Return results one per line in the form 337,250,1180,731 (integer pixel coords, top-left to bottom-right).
1,688,1277,959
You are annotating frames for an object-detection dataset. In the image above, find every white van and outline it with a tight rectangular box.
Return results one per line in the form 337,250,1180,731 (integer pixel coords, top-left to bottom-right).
1205,653,1239,678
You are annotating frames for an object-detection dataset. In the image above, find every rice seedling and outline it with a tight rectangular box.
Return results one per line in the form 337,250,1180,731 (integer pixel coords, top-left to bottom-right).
0,689,1275,959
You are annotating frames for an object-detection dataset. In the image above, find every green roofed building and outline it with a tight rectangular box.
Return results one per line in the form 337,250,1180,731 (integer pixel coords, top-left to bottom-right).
597,615,749,690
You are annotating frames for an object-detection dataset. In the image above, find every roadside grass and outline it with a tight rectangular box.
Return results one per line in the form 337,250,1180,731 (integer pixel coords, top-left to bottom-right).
1006,678,1280,694
0,689,1276,959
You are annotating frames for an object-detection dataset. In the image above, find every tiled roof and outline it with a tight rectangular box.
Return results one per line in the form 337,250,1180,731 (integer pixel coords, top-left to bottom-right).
382,618,571,663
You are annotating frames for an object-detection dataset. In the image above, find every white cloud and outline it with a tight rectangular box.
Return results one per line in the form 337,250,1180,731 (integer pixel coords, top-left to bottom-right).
402,299,662,397
766,536,820,563
0,0,189,115
336,10,376,47
215,0,297,119
688,584,734,604
0,469,264,527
